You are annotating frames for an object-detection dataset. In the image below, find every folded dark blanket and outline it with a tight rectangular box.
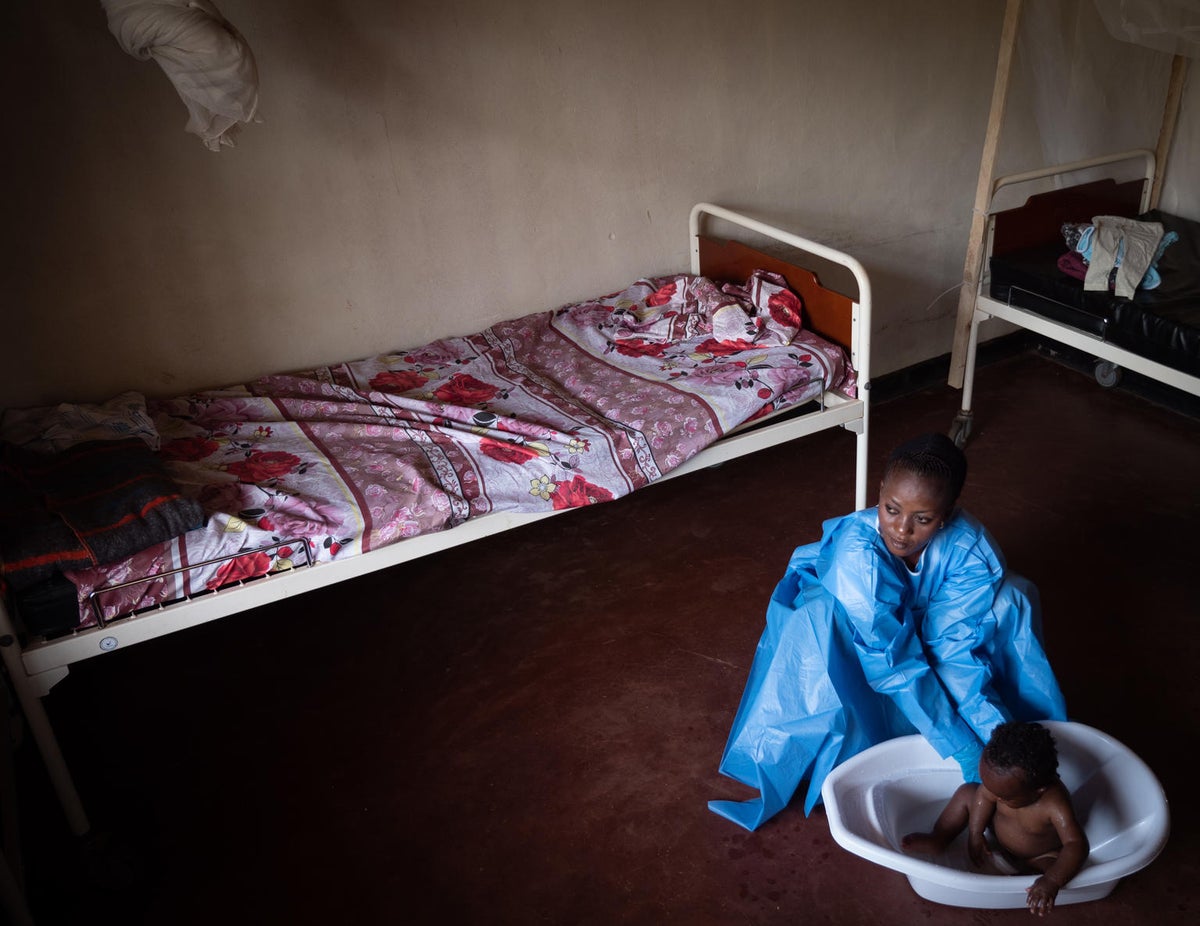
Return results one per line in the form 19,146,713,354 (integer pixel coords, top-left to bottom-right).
0,438,205,592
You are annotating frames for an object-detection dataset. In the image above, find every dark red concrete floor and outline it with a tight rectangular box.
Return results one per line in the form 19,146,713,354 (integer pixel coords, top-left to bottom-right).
12,349,1200,924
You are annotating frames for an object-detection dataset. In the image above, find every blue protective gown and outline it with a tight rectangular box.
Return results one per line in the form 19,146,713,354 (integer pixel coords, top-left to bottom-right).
708,507,1067,831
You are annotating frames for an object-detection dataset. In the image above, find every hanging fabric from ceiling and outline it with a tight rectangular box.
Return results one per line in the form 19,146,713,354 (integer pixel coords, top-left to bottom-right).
1017,1,1175,171
1093,0,1200,59
101,0,260,151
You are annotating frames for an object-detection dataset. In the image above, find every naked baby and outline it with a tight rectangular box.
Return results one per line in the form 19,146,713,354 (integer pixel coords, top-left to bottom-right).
902,721,1089,916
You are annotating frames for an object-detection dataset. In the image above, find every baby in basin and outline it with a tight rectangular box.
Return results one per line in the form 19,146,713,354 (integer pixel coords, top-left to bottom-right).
902,721,1089,916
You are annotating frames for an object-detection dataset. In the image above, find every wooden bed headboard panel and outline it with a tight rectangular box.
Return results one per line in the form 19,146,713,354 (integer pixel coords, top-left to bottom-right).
991,178,1146,257
697,236,854,351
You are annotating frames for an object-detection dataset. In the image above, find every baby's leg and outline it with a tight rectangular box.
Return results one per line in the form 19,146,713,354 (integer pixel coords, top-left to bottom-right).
1014,849,1060,875
902,784,978,855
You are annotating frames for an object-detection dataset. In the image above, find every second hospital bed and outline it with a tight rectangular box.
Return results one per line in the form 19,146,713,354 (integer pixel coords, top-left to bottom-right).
951,149,1200,445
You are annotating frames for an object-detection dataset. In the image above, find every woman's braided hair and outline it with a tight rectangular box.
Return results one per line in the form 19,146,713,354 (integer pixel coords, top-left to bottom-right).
882,433,967,508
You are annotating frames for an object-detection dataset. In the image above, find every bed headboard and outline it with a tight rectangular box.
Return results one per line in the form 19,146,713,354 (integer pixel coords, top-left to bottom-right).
697,235,854,352
990,177,1146,257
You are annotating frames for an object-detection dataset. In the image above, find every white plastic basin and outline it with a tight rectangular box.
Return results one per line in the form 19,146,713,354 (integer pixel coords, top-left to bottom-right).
820,721,1170,908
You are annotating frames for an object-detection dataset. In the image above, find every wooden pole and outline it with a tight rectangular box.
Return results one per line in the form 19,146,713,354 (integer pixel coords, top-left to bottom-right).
948,0,1022,389
1151,54,1189,211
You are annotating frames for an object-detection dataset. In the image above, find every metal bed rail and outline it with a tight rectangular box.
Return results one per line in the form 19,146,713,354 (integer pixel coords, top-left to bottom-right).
87,537,314,627
689,202,871,508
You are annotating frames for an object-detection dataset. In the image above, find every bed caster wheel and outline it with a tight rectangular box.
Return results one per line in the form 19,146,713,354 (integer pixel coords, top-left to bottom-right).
948,412,973,449
1094,360,1123,388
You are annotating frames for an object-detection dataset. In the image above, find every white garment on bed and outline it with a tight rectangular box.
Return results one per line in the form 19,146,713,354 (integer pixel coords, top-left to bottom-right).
1,392,160,452
101,0,260,151
1084,216,1165,299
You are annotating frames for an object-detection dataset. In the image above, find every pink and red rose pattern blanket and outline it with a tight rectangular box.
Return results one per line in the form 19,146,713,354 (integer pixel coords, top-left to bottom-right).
65,271,854,626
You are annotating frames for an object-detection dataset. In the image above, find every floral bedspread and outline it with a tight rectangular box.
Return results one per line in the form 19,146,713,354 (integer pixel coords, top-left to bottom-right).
66,271,854,626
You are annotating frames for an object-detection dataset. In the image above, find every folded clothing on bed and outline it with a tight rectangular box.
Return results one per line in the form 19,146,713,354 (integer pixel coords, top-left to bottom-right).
991,209,1200,376
0,391,161,452
0,438,205,592
1059,219,1179,292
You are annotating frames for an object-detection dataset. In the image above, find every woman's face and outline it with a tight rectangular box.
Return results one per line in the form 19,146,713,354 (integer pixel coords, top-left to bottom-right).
877,470,950,568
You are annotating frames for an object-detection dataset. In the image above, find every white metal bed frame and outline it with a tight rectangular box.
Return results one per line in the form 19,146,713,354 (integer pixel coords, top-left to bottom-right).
950,150,1200,446
0,203,872,838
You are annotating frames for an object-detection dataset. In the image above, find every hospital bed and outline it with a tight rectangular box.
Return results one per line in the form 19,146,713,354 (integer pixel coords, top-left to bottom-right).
0,203,872,838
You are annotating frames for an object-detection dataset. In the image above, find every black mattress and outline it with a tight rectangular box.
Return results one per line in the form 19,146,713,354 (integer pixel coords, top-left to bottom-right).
988,209,1200,377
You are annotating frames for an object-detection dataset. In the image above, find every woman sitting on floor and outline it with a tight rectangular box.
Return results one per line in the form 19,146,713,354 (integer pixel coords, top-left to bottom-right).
709,433,1068,831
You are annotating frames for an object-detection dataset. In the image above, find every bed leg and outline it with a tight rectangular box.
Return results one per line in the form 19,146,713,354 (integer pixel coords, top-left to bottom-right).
839,402,870,510
950,311,983,448
0,842,34,926
0,677,35,926
0,610,91,838
949,410,974,449
854,414,869,511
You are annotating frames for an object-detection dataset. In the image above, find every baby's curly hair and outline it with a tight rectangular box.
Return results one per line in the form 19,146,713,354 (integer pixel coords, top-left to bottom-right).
983,721,1060,788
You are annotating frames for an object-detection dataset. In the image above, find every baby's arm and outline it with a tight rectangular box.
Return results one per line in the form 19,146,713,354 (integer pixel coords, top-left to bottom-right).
966,786,997,867
1026,789,1090,917
902,783,977,856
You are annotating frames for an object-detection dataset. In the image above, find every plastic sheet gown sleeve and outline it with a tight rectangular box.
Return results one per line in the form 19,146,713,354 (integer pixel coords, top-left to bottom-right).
708,508,1067,831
